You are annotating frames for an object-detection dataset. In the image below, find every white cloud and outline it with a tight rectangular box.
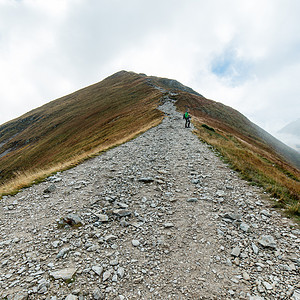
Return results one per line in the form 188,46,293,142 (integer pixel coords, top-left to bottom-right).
0,0,299,149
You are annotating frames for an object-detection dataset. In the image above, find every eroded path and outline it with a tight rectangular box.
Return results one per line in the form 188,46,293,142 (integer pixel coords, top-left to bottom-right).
0,98,299,300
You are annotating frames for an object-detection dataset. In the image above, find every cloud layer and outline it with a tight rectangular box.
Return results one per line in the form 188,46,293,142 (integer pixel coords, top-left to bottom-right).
0,0,299,140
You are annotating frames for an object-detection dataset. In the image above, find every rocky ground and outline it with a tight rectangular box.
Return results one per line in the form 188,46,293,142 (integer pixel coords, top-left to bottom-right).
0,96,299,300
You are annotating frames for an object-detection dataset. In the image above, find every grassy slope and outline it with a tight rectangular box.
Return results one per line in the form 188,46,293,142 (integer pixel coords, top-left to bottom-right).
0,71,163,194
174,92,300,219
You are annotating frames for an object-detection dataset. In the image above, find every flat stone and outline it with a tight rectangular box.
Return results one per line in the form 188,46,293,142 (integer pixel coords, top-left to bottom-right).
50,267,76,281
95,213,109,222
216,190,225,197
240,222,250,232
132,240,140,247
110,259,119,266
191,179,200,184
44,184,56,193
242,271,250,280
113,209,132,217
261,209,271,217
292,290,300,300
104,234,117,242
164,222,175,228
92,266,103,276
65,295,78,300
93,288,104,300
138,177,154,183
263,281,273,290
56,247,70,259
63,214,83,226
117,267,125,278
231,246,240,257
252,243,259,254
187,198,198,202
10,293,28,300
223,212,242,221
102,270,112,281
258,235,277,249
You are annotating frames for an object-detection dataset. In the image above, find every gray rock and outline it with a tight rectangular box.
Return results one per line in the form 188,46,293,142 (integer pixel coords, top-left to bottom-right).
292,290,300,300
216,190,225,197
187,198,198,202
261,209,271,217
110,259,119,266
92,266,103,276
56,247,70,259
223,212,241,221
242,271,250,280
37,278,50,294
93,288,104,300
231,246,240,257
11,293,28,300
44,184,56,193
240,222,250,232
113,209,132,217
102,270,112,281
191,179,200,184
252,243,259,254
95,213,109,222
132,240,140,247
164,222,175,228
263,281,273,290
65,214,83,225
50,267,76,280
258,235,277,249
117,267,125,278
65,295,78,300
104,234,117,242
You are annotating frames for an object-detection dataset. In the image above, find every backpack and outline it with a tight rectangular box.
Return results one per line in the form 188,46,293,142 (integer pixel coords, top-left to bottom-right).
184,112,189,119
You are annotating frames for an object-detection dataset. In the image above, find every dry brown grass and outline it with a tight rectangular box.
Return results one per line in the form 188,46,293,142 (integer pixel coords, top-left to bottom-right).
174,92,300,221
0,116,162,196
0,71,164,196
193,119,300,220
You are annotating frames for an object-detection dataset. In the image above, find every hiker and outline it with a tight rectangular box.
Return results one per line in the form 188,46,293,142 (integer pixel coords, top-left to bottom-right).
183,111,191,128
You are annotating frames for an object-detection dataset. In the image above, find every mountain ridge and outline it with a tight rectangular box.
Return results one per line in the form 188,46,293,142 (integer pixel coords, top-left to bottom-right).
0,70,299,217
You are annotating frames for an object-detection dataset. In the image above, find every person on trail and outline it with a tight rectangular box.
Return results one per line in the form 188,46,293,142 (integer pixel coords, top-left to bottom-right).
183,111,191,128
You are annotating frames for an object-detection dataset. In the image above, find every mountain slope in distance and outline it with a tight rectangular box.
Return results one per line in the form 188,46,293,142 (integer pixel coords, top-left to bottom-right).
277,118,300,153
279,118,300,137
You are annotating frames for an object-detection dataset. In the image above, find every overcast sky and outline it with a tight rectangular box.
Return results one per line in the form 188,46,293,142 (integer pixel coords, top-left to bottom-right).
0,0,299,141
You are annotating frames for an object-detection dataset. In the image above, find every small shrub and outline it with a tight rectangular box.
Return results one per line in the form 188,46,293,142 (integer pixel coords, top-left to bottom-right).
202,124,215,132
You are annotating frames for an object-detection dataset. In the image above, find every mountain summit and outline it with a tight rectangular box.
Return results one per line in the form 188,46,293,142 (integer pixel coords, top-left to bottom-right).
0,70,299,216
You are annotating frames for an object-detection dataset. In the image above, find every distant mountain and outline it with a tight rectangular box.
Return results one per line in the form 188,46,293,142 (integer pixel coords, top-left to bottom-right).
279,118,300,137
0,70,299,216
277,118,300,153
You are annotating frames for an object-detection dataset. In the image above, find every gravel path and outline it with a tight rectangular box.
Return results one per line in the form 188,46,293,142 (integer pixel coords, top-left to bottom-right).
0,96,299,300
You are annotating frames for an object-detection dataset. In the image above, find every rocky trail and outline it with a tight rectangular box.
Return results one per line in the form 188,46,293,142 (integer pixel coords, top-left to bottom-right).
0,97,299,300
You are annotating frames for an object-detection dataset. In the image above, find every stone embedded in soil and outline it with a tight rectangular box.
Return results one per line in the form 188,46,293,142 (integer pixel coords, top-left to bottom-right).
138,177,154,183
132,240,140,247
231,246,241,257
258,235,277,249
50,267,77,281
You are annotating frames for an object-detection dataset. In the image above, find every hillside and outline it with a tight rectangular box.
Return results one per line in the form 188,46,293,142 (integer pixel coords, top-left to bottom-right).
0,99,299,299
0,71,163,191
0,70,299,217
